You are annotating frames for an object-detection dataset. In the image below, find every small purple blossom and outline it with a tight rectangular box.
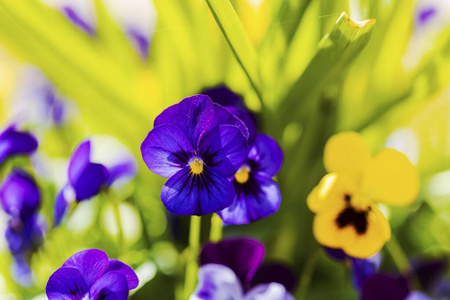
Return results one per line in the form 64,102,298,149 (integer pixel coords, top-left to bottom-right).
0,169,45,286
46,249,139,300
192,238,295,299
54,136,137,226
0,125,38,166
141,95,248,215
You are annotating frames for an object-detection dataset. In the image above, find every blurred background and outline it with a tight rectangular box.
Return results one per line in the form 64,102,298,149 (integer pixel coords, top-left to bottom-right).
0,0,449,299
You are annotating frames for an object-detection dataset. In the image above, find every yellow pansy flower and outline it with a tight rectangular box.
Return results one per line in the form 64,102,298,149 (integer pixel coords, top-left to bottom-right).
308,132,420,258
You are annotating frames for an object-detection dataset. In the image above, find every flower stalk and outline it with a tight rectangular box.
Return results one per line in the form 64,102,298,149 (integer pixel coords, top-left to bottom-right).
209,213,223,242
184,215,201,299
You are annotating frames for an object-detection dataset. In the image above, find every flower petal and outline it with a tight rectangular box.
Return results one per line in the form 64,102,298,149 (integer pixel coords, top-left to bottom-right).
53,187,72,227
351,253,381,290
211,104,249,140
62,249,109,287
0,126,38,164
161,166,235,215
202,86,245,109
89,272,129,300
324,132,372,182
106,259,139,290
200,238,265,286
405,291,434,300
218,173,281,224
226,107,258,143
244,283,294,300
361,274,409,300
248,134,283,177
198,125,248,177
71,163,109,201
313,205,391,259
0,169,40,221
68,140,91,185
190,264,243,300
141,124,194,178
362,148,420,206
154,95,215,148
46,267,89,300
251,263,297,292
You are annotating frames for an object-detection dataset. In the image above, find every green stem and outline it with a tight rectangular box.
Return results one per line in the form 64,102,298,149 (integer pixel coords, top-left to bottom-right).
183,216,201,299
209,214,223,242
109,191,125,255
296,246,320,300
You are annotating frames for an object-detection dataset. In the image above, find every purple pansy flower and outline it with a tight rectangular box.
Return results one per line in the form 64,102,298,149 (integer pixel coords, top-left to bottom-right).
324,247,381,290
54,135,137,226
0,125,38,166
191,238,295,300
141,95,248,215
46,249,139,300
0,169,45,285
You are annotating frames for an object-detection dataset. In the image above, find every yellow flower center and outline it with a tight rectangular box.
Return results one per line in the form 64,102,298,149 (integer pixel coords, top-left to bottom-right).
235,166,250,184
190,158,204,175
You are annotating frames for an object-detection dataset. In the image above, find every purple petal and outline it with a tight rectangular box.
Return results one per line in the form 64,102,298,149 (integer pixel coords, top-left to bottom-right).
361,274,410,300
46,267,89,300
63,6,95,35
191,264,243,300
248,134,283,177
226,107,258,143
62,249,109,287
323,247,347,261
211,104,249,140
89,272,129,300
11,254,33,287
412,258,447,291
198,125,248,177
244,283,294,300
106,259,139,290
161,166,235,215
218,173,281,224
6,214,44,254
0,169,40,221
141,124,195,178
106,160,137,187
251,263,297,292
68,140,91,184
71,163,109,201
53,188,70,227
154,95,215,148
0,127,38,163
433,279,450,298
416,7,437,26
405,291,434,300
351,253,381,290
200,238,265,286
128,29,150,59
202,86,245,109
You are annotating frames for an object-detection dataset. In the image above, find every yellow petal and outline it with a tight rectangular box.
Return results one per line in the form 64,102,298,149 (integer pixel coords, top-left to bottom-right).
313,205,391,259
362,148,420,206
307,173,356,213
324,132,372,182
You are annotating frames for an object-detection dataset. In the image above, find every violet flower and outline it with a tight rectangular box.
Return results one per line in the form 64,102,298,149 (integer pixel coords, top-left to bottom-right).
0,169,45,286
0,125,38,166
141,95,248,215
54,135,137,226
46,249,139,300
191,238,295,300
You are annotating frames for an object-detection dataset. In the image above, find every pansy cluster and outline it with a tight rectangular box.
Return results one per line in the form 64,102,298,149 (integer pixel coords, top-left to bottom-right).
141,89,283,224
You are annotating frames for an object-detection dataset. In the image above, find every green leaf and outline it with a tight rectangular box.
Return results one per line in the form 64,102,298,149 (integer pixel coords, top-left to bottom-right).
205,0,262,102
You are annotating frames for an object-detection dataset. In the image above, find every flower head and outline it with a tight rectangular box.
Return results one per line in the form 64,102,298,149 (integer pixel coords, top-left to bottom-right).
141,95,248,215
0,125,38,166
218,134,283,224
54,135,137,226
46,249,139,300
0,169,45,285
192,238,295,300
308,132,420,258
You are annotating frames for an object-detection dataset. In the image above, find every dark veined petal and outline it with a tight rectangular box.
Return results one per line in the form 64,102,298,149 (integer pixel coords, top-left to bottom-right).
154,95,215,148
46,267,89,300
251,263,297,292
68,140,91,185
211,104,249,140
62,249,109,287
89,272,129,300
198,125,248,177
141,124,194,178
106,259,139,290
200,238,265,286
190,264,243,300
71,163,109,201
0,169,40,221
244,283,294,300
248,134,283,177
361,274,409,300
218,173,281,225
161,166,235,215
0,126,38,164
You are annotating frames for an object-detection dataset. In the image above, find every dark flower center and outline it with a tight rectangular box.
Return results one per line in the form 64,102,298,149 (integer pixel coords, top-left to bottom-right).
335,194,370,235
